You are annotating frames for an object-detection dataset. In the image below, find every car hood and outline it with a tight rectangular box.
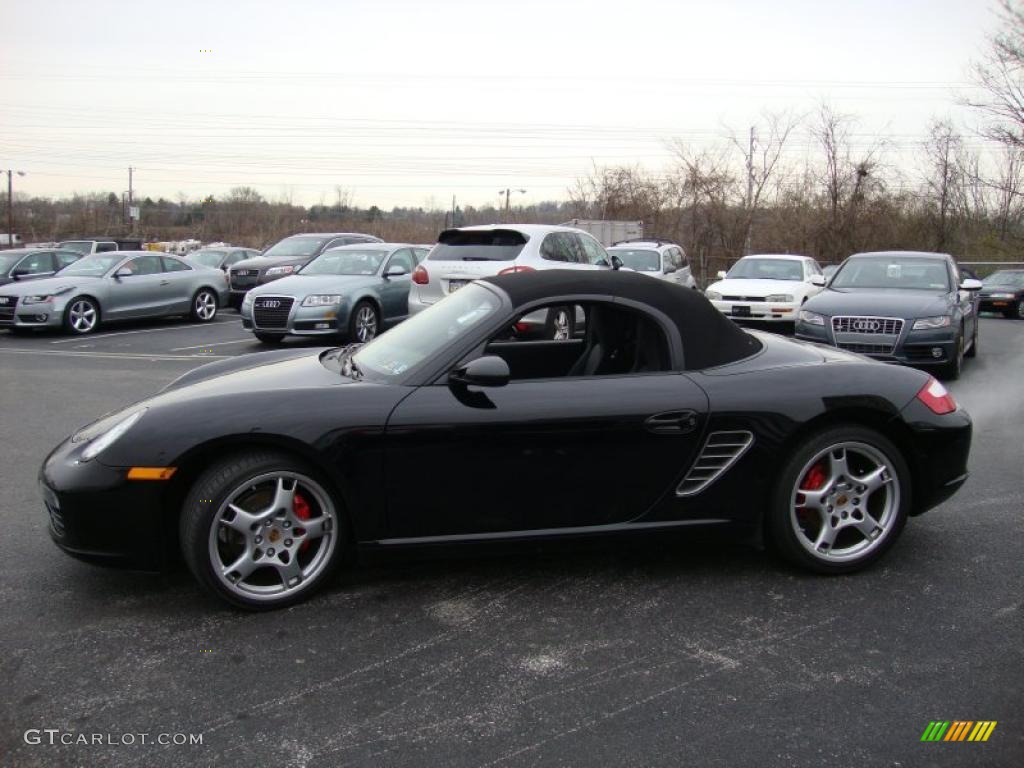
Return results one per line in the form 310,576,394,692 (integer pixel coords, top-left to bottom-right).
0,274,100,296
231,256,311,271
247,273,379,298
802,288,950,318
706,278,807,296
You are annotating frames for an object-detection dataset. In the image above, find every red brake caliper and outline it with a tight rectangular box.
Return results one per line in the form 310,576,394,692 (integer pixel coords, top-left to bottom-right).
293,493,312,553
796,462,827,524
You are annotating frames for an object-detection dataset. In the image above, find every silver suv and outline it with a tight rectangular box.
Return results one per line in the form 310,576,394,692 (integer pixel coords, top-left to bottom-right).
409,224,612,338
606,239,698,290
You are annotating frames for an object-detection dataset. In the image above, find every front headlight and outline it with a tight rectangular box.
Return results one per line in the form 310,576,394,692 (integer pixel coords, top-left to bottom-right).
22,295,53,305
912,315,952,330
76,409,146,461
302,294,343,307
766,294,794,303
265,265,296,277
798,310,825,326
705,290,722,301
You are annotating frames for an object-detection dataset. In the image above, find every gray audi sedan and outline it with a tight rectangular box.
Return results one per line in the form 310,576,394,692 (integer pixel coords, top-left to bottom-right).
795,251,982,380
240,243,421,344
0,251,229,335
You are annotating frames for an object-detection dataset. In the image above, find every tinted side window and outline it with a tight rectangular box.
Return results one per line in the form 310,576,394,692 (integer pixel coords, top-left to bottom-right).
126,255,164,275
540,233,571,262
676,248,689,268
97,242,117,252
162,257,192,272
577,234,609,265
17,252,55,274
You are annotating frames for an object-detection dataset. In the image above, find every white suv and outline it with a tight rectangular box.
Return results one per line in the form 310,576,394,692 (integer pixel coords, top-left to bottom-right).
606,239,698,290
704,254,826,323
409,224,611,338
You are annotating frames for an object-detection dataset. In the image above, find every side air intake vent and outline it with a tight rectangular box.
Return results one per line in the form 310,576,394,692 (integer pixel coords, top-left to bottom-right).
676,430,754,497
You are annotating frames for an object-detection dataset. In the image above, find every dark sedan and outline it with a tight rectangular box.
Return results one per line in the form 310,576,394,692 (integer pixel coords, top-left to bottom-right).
41,270,971,610
227,232,382,307
0,248,82,286
977,269,1024,319
185,246,261,275
796,251,982,380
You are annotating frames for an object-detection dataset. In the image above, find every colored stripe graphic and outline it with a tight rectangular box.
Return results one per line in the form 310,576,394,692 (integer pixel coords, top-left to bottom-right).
921,720,997,742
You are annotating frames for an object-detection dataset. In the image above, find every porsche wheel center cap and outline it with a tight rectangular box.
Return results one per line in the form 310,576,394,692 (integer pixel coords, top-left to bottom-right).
836,494,849,506
268,528,282,544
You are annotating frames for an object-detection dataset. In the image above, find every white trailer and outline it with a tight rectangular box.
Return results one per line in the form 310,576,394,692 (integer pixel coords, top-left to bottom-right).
561,219,643,247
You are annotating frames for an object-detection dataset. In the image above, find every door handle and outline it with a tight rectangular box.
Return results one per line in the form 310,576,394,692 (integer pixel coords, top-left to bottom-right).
160,280,170,286
645,410,698,434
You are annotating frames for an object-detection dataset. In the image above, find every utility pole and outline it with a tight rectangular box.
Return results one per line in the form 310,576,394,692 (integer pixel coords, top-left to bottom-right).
128,166,135,234
744,126,755,255
499,188,526,223
3,169,27,249
451,195,456,228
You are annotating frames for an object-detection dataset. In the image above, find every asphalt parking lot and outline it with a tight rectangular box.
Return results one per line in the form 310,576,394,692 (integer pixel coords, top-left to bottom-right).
1,313,1021,767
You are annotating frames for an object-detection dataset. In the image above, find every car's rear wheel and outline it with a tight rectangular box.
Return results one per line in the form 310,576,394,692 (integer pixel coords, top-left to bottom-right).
180,452,344,610
254,332,284,344
1016,299,1024,319
63,296,100,334
350,301,379,343
965,321,978,358
546,306,574,340
190,289,218,322
767,426,910,574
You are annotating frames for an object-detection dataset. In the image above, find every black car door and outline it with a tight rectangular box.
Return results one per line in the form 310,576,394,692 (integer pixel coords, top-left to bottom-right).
382,361,709,540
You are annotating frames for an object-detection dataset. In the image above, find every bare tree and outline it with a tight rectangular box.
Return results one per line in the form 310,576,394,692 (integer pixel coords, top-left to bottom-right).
966,0,1024,148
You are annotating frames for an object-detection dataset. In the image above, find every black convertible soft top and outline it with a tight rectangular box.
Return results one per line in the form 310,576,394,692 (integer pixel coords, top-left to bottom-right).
482,269,762,370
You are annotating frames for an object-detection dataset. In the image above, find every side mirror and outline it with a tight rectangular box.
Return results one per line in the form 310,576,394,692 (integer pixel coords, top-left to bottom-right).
960,278,982,291
11,269,30,280
384,264,409,278
114,267,132,279
449,356,510,388
610,254,624,271
663,264,677,274
809,274,827,286
717,270,727,279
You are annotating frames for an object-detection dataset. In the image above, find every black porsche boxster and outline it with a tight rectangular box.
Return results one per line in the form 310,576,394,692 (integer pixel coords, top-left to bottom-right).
41,270,972,610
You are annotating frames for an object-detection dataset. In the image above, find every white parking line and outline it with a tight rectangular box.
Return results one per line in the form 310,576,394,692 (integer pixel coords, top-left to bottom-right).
170,338,255,351
48,319,240,344
0,348,230,362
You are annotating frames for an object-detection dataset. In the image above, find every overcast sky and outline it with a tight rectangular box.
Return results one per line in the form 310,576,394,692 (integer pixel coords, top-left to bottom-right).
0,0,999,209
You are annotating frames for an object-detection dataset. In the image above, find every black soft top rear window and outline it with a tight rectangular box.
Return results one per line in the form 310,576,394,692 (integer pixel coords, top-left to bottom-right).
430,229,528,262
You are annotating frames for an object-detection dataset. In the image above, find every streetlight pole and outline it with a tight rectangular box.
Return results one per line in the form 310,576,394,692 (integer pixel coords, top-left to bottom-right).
499,188,526,223
3,169,26,250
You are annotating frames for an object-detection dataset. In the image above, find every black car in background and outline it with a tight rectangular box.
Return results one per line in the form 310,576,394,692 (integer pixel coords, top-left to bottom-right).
185,246,261,273
0,247,82,286
40,270,972,610
796,251,982,380
227,232,382,307
978,269,1024,319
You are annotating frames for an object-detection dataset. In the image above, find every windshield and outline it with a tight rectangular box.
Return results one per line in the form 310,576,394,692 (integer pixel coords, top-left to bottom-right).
610,249,660,272
263,236,330,259
831,256,951,291
0,254,23,274
354,282,501,379
57,254,123,277
302,249,387,276
983,271,1024,287
726,258,804,281
429,230,527,262
59,241,93,255
189,250,226,268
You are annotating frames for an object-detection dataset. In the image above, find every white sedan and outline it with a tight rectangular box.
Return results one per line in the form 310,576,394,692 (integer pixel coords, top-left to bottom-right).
704,254,826,323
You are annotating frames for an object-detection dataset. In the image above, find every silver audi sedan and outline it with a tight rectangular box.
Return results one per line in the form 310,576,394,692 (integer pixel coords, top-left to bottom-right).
0,251,229,335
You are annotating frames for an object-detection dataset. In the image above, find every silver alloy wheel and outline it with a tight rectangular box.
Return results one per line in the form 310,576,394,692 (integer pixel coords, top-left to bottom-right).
789,441,901,563
68,299,97,333
354,305,378,342
207,471,338,603
552,309,571,340
194,290,217,321
1017,299,1024,319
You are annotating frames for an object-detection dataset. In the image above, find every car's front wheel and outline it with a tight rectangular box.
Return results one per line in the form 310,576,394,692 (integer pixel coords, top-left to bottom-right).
1016,299,1024,320
350,301,379,343
63,296,100,334
190,289,219,322
940,330,964,380
767,425,910,574
180,452,345,610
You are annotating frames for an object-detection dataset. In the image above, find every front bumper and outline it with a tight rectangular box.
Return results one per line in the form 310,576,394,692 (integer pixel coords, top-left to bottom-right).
40,439,170,570
794,321,958,368
710,299,797,322
0,297,68,329
241,298,351,337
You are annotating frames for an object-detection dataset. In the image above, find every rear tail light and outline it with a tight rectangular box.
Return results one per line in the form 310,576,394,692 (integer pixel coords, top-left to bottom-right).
497,265,536,276
412,265,429,285
916,377,957,415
